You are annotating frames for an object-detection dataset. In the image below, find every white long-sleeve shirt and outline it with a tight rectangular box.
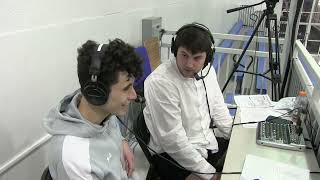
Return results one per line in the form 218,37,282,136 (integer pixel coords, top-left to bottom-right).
143,60,232,179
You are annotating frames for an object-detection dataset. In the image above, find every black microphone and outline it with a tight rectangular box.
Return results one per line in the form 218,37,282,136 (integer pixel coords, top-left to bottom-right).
194,73,203,81
135,95,145,103
194,63,213,81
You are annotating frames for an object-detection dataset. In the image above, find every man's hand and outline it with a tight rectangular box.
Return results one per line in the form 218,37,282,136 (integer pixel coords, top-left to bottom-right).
123,140,134,177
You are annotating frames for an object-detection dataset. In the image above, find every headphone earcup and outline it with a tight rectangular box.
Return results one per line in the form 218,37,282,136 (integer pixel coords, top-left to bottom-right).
205,46,215,68
82,81,109,106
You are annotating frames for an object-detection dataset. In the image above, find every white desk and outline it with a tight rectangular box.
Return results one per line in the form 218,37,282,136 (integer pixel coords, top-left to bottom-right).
221,108,320,180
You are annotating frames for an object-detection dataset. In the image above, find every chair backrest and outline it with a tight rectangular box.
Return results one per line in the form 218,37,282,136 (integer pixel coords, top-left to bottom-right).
41,166,52,180
134,47,152,92
132,110,154,164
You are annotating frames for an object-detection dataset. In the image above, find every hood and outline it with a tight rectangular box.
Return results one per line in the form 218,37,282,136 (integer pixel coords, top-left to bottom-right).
43,90,108,138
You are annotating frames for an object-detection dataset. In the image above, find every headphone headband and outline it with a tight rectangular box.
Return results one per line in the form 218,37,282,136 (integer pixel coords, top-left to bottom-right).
97,44,104,51
175,23,215,45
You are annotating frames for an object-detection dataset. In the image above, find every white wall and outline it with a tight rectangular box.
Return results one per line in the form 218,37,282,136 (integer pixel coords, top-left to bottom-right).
0,0,244,179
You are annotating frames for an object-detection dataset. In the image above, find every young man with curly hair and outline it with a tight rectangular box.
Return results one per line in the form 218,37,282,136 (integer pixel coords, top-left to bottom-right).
43,39,142,180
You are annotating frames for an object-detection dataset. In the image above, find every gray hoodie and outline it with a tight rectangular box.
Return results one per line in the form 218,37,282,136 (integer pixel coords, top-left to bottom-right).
43,90,128,180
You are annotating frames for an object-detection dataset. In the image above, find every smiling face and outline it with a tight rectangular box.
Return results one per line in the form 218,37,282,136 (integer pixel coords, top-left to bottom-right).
176,47,206,78
103,71,137,116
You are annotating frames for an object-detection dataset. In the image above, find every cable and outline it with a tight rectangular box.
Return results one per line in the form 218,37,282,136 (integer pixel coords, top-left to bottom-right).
250,13,259,25
233,121,261,126
248,27,259,94
116,115,241,175
281,0,304,98
310,171,320,174
306,108,314,142
202,78,216,129
304,108,320,150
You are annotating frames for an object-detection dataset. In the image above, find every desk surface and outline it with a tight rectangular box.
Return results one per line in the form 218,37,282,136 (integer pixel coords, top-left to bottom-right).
221,108,320,180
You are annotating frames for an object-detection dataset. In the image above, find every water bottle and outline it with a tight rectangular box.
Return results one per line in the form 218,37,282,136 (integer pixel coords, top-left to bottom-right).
292,91,308,126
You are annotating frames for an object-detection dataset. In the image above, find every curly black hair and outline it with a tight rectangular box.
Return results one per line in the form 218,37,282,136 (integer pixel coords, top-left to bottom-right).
77,39,142,93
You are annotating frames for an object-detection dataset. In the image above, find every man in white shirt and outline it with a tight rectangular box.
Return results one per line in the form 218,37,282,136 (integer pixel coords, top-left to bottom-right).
143,23,233,180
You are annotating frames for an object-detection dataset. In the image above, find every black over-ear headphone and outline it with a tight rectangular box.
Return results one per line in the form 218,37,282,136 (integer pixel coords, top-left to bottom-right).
171,22,216,68
82,44,109,106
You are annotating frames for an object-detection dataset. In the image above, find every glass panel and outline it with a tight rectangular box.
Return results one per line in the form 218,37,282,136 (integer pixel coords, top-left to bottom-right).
300,12,311,23
297,25,307,41
282,0,291,11
280,11,289,22
279,23,287,38
314,1,320,12
303,0,314,12
311,12,320,23
308,25,320,40
307,41,320,54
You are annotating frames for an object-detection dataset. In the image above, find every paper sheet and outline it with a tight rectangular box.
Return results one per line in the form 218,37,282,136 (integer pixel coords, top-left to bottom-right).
240,108,291,128
240,107,272,128
234,95,273,108
272,97,296,110
241,154,310,180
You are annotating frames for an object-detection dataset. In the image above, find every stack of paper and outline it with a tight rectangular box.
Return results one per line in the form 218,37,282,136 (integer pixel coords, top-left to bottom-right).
234,95,273,108
241,154,310,180
235,95,294,128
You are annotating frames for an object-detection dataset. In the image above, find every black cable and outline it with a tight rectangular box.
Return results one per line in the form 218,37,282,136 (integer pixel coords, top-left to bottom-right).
222,10,267,93
232,54,245,68
305,108,319,149
223,6,279,98
116,115,241,175
202,79,216,129
248,28,259,94
306,108,313,141
235,70,273,81
233,121,261,126
250,13,259,24
281,0,304,98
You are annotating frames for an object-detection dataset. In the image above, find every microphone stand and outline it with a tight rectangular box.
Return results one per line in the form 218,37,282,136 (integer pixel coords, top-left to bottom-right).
222,0,281,101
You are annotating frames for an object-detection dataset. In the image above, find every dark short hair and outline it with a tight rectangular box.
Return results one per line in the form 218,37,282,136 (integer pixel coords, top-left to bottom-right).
77,39,142,93
174,26,212,55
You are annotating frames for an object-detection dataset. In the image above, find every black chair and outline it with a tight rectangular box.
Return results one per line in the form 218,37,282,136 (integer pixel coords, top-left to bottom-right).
133,111,161,180
41,166,52,180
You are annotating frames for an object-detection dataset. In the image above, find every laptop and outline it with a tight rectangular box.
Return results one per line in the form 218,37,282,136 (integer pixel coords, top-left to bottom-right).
256,116,306,151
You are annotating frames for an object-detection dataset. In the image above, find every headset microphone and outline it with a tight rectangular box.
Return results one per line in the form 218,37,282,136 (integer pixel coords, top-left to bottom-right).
194,62,213,81
194,73,202,81
135,95,145,103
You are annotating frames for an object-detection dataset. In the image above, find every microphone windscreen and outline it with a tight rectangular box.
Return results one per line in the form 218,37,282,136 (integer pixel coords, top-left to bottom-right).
194,73,202,81
135,95,145,103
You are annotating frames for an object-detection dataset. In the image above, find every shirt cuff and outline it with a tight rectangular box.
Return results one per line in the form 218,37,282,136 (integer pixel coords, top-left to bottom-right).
197,159,216,180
